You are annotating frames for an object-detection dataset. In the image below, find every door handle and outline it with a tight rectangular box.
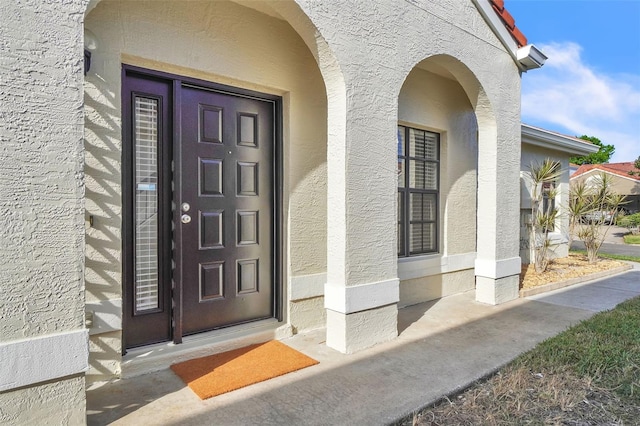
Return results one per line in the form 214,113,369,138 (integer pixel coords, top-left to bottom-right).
181,214,191,224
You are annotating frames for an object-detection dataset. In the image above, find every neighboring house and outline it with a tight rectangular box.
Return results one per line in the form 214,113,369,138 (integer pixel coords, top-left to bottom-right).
519,125,599,263
571,162,640,214
1,0,549,422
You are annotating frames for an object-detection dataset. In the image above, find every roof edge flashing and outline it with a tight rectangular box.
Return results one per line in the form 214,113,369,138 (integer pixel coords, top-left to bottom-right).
521,124,599,156
517,44,547,71
472,0,518,52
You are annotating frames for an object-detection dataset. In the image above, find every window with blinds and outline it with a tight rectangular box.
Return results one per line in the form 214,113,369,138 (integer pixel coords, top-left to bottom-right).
397,125,439,256
133,96,160,311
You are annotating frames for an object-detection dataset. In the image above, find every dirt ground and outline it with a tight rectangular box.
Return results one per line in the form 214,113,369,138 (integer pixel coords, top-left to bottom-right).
410,365,640,426
520,253,626,290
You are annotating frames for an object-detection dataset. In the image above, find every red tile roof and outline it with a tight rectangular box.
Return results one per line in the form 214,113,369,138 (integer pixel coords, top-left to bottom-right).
491,0,528,47
572,162,640,181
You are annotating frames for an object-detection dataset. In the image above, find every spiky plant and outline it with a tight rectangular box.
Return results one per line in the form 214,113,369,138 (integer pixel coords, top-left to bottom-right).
528,159,562,273
571,173,626,263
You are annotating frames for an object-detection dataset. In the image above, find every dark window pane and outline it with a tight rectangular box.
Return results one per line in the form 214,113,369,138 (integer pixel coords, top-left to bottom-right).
410,222,436,254
409,128,438,160
397,126,405,156
409,160,437,190
398,125,439,257
398,192,404,256
409,160,423,189
410,193,436,221
398,126,405,188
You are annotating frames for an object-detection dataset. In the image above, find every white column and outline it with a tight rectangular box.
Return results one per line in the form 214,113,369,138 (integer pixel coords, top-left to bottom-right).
475,119,522,304
324,90,400,353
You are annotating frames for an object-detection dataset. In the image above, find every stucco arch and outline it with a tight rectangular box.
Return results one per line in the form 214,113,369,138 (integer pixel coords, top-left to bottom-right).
82,0,348,381
395,49,522,306
397,54,497,136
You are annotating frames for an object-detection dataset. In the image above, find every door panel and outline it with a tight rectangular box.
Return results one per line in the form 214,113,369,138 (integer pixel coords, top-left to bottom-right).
122,71,173,349
122,67,278,348
179,84,275,335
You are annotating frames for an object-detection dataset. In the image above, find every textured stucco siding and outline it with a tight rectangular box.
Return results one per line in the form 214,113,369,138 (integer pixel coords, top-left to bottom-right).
0,0,85,342
294,0,521,290
0,375,85,425
0,0,87,417
399,269,476,308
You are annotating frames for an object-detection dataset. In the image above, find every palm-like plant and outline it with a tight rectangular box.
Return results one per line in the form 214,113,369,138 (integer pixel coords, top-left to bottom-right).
572,173,626,263
528,159,562,273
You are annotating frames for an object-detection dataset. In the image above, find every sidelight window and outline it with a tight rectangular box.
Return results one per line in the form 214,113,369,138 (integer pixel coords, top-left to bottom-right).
397,125,439,256
133,96,160,311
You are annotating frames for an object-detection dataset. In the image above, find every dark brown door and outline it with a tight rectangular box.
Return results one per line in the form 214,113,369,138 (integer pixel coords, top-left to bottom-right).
178,84,275,335
122,70,173,349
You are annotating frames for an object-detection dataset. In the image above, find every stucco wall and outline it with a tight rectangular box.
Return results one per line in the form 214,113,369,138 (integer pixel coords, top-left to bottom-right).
520,144,571,263
0,0,85,345
400,269,475,308
85,0,328,377
0,376,85,425
0,0,87,418
294,0,521,292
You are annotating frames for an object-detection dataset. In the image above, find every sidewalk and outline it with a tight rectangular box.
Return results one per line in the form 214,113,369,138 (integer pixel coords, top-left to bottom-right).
87,264,640,425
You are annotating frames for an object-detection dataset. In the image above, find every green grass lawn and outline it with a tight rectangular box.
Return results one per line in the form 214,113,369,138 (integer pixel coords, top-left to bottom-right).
405,296,640,425
624,234,640,245
515,296,640,403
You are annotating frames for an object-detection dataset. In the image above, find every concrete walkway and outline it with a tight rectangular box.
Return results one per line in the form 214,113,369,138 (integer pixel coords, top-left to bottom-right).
87,264,640,426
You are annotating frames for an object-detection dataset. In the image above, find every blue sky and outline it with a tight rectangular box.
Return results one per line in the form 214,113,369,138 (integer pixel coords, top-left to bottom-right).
506,0,640,163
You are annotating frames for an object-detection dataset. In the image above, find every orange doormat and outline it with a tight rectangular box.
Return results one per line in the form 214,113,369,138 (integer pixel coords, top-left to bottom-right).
170,340,319,399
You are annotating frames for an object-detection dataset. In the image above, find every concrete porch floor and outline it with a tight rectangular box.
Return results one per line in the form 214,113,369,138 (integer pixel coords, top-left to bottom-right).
87,265,640,425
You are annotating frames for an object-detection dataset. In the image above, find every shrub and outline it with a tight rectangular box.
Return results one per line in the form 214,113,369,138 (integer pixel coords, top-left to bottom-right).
617,212,640,229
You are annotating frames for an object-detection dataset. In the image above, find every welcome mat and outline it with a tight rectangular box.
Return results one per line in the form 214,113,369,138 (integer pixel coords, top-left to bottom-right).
170,340,319,399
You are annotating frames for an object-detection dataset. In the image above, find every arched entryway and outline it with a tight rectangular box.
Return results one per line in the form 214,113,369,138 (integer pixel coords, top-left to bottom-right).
83,0,337,382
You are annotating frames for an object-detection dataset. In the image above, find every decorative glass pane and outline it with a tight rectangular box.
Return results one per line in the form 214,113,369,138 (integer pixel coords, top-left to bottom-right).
134,97,159,312
409,160,437,190
409,128,438,160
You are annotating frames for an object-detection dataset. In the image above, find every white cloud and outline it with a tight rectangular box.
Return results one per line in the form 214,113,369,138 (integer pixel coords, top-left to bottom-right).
521,41,640,162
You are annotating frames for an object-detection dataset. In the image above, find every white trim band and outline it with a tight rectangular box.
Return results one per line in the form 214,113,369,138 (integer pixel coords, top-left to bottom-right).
475,257,521,279
289,273,326,301
325,278,399,314
398,252,476,281
0,329,89,391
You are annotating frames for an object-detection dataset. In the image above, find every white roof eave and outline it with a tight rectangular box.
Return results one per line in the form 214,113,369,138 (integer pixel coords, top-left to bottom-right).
521,124,600,156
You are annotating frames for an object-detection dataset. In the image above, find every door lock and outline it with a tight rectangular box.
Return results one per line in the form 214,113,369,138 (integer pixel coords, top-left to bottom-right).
181,202,190,212
181,214,191,224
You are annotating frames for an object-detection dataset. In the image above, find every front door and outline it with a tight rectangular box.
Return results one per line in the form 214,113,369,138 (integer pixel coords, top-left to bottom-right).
178,84,275,336
122,66,278,349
